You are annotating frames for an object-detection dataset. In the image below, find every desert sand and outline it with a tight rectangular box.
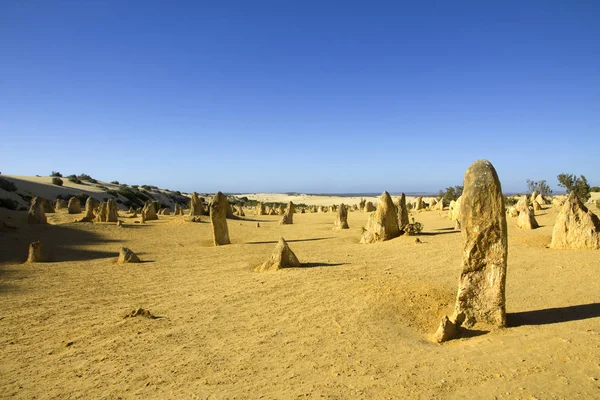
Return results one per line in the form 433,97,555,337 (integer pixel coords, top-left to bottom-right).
1,181,600,399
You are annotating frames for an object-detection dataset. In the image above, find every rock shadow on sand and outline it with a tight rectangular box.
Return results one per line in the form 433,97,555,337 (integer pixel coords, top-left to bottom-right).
246,237,334,245
508,303,600,327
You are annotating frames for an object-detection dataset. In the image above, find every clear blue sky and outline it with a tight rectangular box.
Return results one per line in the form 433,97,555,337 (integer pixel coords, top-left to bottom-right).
1,0,598,193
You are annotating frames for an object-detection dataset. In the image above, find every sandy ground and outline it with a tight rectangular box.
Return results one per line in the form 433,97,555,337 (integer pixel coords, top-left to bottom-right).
1,200,599,399
238,193,438,207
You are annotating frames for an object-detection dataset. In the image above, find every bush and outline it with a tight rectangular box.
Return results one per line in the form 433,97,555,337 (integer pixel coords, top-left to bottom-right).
438,185,463,203
111,181,120,185
557,173,591,202
591,186,600,193
402,218,423,235
141,185,152,191
504,196,518,206
67,175,83,184
0,198,19,210
56,193,89,204
0,177,17,192
106,190,119,197
52,177,63,186
50,171,62,177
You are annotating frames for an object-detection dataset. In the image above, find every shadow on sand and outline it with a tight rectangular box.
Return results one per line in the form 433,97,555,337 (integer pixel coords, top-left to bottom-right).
245,237,334,245
508,303,600,327
419,230,460,236
298,262,350,268
0,223,119,264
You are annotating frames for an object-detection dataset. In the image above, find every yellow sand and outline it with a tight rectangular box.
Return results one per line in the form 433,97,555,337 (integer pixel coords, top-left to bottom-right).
1,201,599,399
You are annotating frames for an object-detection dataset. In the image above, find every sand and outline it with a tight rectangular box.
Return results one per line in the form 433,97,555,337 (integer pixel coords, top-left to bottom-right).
1,195,599,399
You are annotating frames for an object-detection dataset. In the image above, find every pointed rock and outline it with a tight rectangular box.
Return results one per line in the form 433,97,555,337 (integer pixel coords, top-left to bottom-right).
142,201,158,221
255,237,301,272
397,193,410,228
279,202,295,225
360,191,400,243
517,207,539,229
189,192,206,216
550,192,600,250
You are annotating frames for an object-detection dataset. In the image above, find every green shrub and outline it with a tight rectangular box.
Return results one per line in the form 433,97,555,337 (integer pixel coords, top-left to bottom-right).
504,196,518,206
111,181,120,185
67,175,83,184
557,173,591,202
106,190,119,197
0,198,19,210
52,177,63,186
50,171,62,177
591,186,600,193
438,186,463,203
0,177,17,192
402,218,423,235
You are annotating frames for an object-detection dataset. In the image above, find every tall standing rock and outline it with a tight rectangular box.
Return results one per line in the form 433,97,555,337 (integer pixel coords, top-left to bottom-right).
142,201,158,221
256,202,266,216
27,197,47,224
435,160,507,342
333,203,349,230
79,197,97,222
397,193,410,228
255,237,301,272
209,192,230,246
550,192,600,250
457,160,507,326
106,199,119,222
360,191,400,243
189,192,206,216
415,197,424,211
279,202,295,225
67,197,81,214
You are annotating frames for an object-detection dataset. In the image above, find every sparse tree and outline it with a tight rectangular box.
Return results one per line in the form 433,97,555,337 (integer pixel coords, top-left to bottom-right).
438,185,463,203
557,173,591,202
525,179,553,196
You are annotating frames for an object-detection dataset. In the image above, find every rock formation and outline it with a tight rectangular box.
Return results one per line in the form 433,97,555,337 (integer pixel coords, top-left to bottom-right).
26,241,45,262
256,202,266,215
550,192,600,250
117,247,141,263
79,197,96,222
42,198,54,214
434,160,507,342
209,192,230,246
363,202,376,212
415,197,424,211
397,193,410,228
142,201,158,221
517,206,539,229
55,199,68,211
360,191,400,243
27,197,47,224
333,203,349,230
254,237,300,272
279,202,294,225
67,197,81,214
277,204,285,215
106,199,119,222
189,192,206,216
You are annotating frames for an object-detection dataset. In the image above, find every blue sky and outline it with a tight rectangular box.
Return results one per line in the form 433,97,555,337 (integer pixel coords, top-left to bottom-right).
1,0,598,193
